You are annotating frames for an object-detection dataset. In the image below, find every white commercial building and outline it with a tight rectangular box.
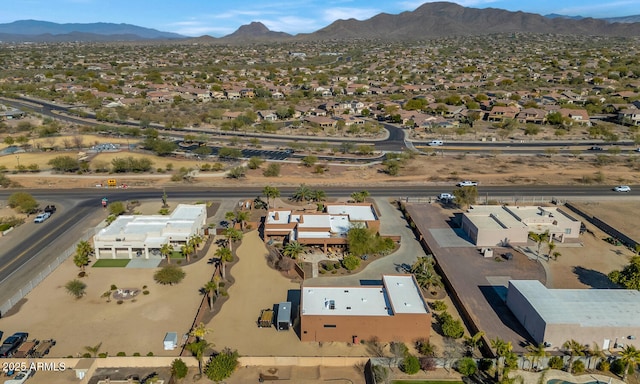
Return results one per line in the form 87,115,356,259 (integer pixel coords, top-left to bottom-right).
93,204,207,259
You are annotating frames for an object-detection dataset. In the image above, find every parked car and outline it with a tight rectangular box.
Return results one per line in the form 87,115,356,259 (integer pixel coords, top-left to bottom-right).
0,332,28,358
613,185,631,192
4,368,35,384
33,212,51,223
589,146,604,151
438,193,455,201
634,148,640,153
428,140,444,146
43,205,56,214
457,180,479,187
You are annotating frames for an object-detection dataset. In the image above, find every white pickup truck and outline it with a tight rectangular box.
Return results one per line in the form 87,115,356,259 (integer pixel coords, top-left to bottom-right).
456,180,479,187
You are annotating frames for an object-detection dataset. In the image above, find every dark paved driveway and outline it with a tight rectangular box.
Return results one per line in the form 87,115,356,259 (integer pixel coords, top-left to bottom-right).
405,202,546,354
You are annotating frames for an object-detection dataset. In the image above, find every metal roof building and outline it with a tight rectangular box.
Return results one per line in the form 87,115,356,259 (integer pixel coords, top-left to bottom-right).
506,280,640,350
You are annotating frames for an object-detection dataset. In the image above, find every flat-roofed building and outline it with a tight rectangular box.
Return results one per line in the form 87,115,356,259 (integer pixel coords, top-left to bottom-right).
300,274,431,343
263,203,380,251
461,205,581,247
506,280,640,350
93,204,207,259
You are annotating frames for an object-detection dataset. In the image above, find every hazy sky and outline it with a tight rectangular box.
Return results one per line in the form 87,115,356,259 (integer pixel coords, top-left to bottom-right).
2,0,639,37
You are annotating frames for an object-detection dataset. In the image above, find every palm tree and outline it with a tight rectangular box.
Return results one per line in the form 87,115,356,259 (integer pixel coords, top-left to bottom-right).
190,322,212,342
491,337,513,381
185,339,212,377
410,257,443,293
525,343,549,371
223,227,242,253
73,252,90,273
225,211,237,227
464,331,485,357
181,243,194,262
563,339,585,373
215,246,233,280
586,342,605,370
546,241,556,261
76,240,94,258
262,185,281,208
291,184,312,202
619,345,640,382
65,279,87,299
529,230,550,260
235,210,250,231
311,189,326,203
283,241,306,259
160,243,174,264
204,280,217,311
552,251,562,261
84,342,102,358
350,190,370,203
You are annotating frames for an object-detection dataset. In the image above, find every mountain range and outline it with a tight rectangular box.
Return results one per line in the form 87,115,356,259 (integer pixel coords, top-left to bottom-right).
1,2,640,43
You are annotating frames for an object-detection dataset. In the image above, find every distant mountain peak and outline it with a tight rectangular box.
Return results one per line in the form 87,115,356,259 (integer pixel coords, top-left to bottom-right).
222,21,291,41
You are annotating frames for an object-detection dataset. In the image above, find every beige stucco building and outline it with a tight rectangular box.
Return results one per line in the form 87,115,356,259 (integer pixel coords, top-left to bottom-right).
506,280,640,350
461,205,581,247
263,203,380,251
93,204,207,259
300,274,431,343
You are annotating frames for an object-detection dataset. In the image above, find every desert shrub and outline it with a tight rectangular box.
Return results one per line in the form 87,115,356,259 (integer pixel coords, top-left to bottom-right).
597,360,610,372
171,358,188,379
117,300,123,305
116,352,126,357
430,300,447,311
98,352,108,358
548,356,564,370
572,360,585,374
324,262,334,271
401,354,421,374
342,254,361,271
154,264,186,285
82,353,92,358
610,358,633,375
110,284,117,290
133,352,141,357
205,348,239,381
456,357,478,376
147,352,154,356
143,290,150,295
416,338,436,356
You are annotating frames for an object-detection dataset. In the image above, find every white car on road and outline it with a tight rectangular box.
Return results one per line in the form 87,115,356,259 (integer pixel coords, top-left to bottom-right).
438,193,455,201
457,180,479,187
613,185,631,192
33,212,51,223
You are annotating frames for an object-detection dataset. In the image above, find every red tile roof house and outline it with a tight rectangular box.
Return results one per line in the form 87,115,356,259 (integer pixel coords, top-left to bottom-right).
304,115,337,129
263,203,381,252
517,108,548,124
487,105,520,122
558,108,591,126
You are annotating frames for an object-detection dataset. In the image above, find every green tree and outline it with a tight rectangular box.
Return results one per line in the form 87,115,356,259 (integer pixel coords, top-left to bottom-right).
401,354,421,374
171,358,188,380
8,192,38,214
160,243,174,265
491,337,513,381
215,246,233,280
247,156,264,169
48,155,80,172
342,254,361,271
218,147,242,160
227,166,247,179
263,163,281,177
456,357,478,376
350,190,370,203
186,339,212,377
609,256,640,290
525,343,549,371
223,227,242,253
528,230,550,260
180,242,194,262
205,348,240,382
301,155,318,167
291,184,313,202
73,252,90,274
346,224,376,257
153,265,186,285
108,201,126,216
464,331,485,357
283,241,306,259
562,339,585,373
65,279,87,299
410,257,443,293
234,210,249,231
439,313,464,339
204,280,218,311
262,185,281,208
619,345,640,382
452,186,478,209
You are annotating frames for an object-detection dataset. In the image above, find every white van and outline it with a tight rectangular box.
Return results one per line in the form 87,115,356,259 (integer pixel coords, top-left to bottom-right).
428,140,444,146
